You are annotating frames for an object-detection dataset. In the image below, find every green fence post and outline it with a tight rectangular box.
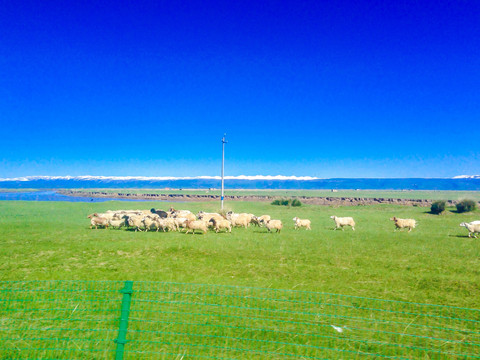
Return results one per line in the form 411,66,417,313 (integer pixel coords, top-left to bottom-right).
114,281,134,360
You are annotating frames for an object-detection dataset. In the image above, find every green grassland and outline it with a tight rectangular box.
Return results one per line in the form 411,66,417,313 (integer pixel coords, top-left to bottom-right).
1,199,480,359
75,188,480,201
1,199,479,306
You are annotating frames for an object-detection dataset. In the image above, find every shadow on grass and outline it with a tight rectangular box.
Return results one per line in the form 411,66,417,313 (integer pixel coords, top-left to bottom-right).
449,234,472,238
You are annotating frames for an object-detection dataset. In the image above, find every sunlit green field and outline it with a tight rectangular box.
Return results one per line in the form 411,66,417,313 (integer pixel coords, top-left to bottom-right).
1,199,480,359
1,199,479,306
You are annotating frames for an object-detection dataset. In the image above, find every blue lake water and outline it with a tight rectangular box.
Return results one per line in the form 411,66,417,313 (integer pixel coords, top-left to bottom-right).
0,191,162,202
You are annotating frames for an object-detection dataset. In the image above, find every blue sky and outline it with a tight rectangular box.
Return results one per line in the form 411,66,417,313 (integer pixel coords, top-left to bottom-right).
1,1,479,178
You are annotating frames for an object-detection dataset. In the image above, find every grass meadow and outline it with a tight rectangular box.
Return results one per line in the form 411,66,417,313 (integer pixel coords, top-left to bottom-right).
1,196,480,358
1,198,479,304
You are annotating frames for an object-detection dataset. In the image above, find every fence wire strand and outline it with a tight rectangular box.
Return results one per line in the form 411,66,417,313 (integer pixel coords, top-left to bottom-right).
0,280,479,359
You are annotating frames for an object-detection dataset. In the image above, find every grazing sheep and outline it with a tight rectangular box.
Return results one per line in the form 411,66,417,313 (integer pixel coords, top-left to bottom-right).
209,218,232,233
330,216,355,231
265,219,283,233
390,217,416,232
460,221,480,238
293,217,311,230
184,220,208,234
87,213,109,229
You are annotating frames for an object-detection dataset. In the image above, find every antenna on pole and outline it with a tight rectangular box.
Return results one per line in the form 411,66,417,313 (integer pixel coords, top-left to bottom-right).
221,134,227,210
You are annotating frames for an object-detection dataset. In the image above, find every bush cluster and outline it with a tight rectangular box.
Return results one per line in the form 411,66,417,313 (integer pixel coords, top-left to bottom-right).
430,200,446,215
271,198,302,207
456,199,477,213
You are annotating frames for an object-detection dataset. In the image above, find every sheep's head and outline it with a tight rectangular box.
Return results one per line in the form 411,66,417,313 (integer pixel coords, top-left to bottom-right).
390,217,397,221
330,216,336,219
460,222,467,228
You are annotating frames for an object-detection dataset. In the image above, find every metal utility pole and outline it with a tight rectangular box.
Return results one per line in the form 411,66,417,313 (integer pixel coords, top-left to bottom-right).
221,134,227,210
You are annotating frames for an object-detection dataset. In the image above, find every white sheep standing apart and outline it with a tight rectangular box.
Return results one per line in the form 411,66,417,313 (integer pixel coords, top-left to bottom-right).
460,221,480,238
390,217,416,232
293,217,311,230
330,216,355,231
265,219,283,233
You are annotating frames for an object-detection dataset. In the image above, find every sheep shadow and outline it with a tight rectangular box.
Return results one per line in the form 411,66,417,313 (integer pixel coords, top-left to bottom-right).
448,234,474,238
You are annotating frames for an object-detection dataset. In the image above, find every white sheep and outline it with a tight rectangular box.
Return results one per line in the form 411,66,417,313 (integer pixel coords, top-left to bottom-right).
108,218,126,229
184,220,208,234
209,218,232,233
170,209,193,218
265,219,283,233
87,213,109,229
330,216,355,231
126,215,144,232
460,221,480,238
251,215,271,227
173,217,189,230
198,212,224,223
233,214,252,228
293,217,311,230
154,217,177,232
258,215,271,224
142,214,160,232
390,217,416,232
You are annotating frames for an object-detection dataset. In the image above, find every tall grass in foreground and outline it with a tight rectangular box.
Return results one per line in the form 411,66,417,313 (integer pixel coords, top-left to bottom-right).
1,280,479,359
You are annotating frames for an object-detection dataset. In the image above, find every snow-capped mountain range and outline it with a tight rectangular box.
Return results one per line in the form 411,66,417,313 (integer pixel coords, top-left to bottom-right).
0,175,320,182
452,175,480,179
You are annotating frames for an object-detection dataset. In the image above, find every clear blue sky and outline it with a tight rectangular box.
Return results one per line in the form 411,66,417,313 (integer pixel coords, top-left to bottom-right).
1,0,479,178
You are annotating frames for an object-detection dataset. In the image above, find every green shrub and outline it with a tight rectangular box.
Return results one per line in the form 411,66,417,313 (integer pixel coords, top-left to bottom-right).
456,199,477,213
271,198,302,207
430,200,446,214
291,199,302,207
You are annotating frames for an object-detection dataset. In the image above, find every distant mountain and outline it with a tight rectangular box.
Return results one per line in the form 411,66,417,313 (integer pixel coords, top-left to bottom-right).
0,175,480,191
0,175,320,182
453,175,480,179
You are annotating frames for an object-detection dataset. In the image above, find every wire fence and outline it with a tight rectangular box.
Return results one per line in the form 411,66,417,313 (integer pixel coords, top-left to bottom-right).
1,280,479,359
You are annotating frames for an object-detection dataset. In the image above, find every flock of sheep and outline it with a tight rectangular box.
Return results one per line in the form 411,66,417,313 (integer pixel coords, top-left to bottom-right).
87,208,291,234
86,207,480,237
